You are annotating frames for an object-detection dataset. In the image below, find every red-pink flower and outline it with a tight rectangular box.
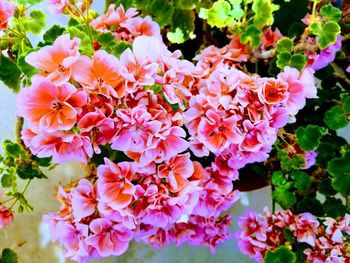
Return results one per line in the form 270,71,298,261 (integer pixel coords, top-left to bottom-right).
261,28,283,49
17,78,87,132
25,34,80,85
72,50,127,98
0,0,15,30
0,205,14,229
97,159,136,210
71,179,97,222
85,218,134,257
259,78,288,105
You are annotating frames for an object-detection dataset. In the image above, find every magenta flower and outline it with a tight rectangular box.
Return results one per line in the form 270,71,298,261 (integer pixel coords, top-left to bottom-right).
71,179,97,222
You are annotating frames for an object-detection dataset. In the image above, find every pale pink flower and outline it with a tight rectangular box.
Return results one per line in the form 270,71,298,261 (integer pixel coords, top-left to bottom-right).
237,211,268,242
71,179,97,222
97,159,136,210
17,78,87,132
22,129,93,163
0,205,14,229
85,218,134,257
0,0,15,30
25,34,80,85
45,0,68,15
72,50,127,98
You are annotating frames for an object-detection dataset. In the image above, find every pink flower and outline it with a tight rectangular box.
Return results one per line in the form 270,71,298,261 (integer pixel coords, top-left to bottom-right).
25,34,80,85
45,0,68,15
237,211,268,242
259,78,288,105
119,36,161,91
278,66,307,115
85,218,134,257
157,153,194,192
22,129,93,163
71,179,97,222
303,150,317,169
0,0,15,30
77,110,117,154
197,109,243,154
291,213,320,246
0,205,14,228
17,78,87,132
261,27,283,49
312,35,342,71
97,159,136,210
347,66,350,73
72,50,127,98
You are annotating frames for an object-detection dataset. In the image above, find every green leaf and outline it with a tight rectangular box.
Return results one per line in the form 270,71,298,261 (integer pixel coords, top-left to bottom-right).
199,0,232,28
278,149,306,171
290,171,311,192
112,41,132,58
22,10,46,34
173,0,199,10
67,26,93,55
240,25,262,47
276,38,294,53
296,196,324,216
3,140,24,158
319,4,342,22
342,96,350,114
324,105,348,130
170,9,195,42
273,0,309,35
16,162,47,180
272,171,287,186
0,54,21,92
17,52,38,79
16,0,41,4
252,0,274,27
287,22,306,38
276,52,292,70
167,28,186,44
289,54,307,72
43,25,66,44
328,151,350,196
316,142,340,167
310,21,341,50
97,32,117,52
32,156,52,167
1,173,14,188
273,186,296,209
318,178,337,196
264,246,296,263
149,0,174,26
324,197,346,218
228,0,244,20
296,125,326,151
1,248,18,263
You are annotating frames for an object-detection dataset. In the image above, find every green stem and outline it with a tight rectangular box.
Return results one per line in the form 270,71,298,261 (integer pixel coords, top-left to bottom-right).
0,196,16,205
21,179,31,194
71,3,94,48
242,0,248,24
272,199,276,213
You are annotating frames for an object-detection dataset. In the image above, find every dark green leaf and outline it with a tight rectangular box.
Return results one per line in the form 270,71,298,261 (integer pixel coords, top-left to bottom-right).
1,173,14,188
112,41,132,58
324,197,346,218
272,171,287,186
324,105,348,130
296,196,324,216
0,54,21,92
276,38,294,53
290,171,311,192
3,140,24,158
272,187,296,209
296,125,326,151
16,162,47,180
240,25,262,47
1,248,18,263
318,177,337,196
43,25,65,44
328,151,350,196
278,149,306,171
264,246,296,263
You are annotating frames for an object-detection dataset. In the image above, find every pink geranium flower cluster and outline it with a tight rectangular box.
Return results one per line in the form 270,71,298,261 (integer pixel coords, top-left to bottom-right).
90,4,161,43
43,157,234,262
236,208,350,263
15,4,318,261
